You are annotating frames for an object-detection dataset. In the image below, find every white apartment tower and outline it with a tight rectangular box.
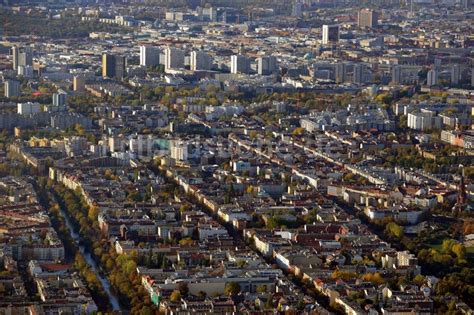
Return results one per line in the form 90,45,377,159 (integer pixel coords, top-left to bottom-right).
165,47,185,70
53,90,67,107
335,63,346,83
353,64,365,84
140,45,160,67
257,56,278,75
4,79,20,98
170,141,189,161
392,65,402,84
322,25,339,45
231,55,250,74
427,69,438,87
451,64,460,85
190,51,212,71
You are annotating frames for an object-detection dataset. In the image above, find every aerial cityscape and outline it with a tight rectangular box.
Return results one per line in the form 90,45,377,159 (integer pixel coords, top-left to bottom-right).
0,0,473,314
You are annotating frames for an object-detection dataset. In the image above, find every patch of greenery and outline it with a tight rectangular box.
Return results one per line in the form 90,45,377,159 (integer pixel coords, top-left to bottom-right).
1,10,130,38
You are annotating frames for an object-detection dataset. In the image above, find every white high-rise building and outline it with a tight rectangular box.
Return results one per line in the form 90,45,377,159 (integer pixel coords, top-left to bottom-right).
190,51,212,71
335,63,346,83
18,65,33,78
462,0,472,9
292,1,302,17
257,56,278,75
108,136,125,153
102,53,126,79
231,55,250,74
11,46,33,71
353,64,365,84
427,69,438,87
392,65,402,84
18,102,41,115
358,8,378,28
391,65,421,85
170,141,189,161
73,75,86,92
53,90,67,107
322,25,339,45
451,64,460,85
165,47,185,70
209,7,218,21
4,79,20,98
129,134,154,157
140,45,160,67
408,112,442,131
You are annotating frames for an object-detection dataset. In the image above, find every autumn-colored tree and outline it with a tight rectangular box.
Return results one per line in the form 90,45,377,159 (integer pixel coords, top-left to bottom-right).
170,290,181,302
451,243,466,260
88,205,100,222
256,284,268,293
412,274,425,286
224,282,241,297
385,222,404,239
331,270,358,280
178,237,194,247
292,127,304,136
362,272,384,285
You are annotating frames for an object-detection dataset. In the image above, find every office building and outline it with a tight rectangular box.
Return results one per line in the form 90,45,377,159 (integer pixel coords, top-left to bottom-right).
427,69,438,87
335,63,346,83
292,1,302,17
353,64,365,84
322,25,339,45
165,47,185,70
231,55,250,74
4,79,20,98
391,65,421,85
408,112,442,131
451,64,460,85
102,54,126,79
53,90,67,107
392,65,402,85
108,136,125,153
74,75,86,92
170,141,189,161
11,46,33,71
257,56,278,75
358,9,378,28
18,65,33,78
190,51,212,71
209,7,218,22
140,46,160,67
18,102,41,115
11,47,18,70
